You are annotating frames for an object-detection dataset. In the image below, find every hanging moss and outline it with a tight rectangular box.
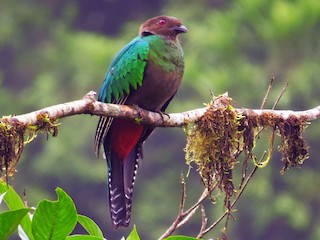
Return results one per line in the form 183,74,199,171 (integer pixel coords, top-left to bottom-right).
277,115,309,174
0,118,25,178
184,95,309,209
0,113,59,179
185,96,243,207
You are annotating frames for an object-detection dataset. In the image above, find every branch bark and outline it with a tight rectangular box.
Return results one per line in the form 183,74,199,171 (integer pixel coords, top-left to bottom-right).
2,91,320,127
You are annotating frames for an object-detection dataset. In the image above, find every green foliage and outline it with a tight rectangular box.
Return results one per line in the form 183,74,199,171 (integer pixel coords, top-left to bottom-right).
0,208,30,239
77,215,104,238
0,181,142,240
32,188,77,240
0,180,34,239
126,225,140,240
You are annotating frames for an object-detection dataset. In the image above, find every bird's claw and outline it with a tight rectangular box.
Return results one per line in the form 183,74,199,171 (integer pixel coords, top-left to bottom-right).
132,104,142,113
132,105,169,122
155,110,170,121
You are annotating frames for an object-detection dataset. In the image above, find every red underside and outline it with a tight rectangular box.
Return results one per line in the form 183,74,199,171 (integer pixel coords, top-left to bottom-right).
110,119,144,161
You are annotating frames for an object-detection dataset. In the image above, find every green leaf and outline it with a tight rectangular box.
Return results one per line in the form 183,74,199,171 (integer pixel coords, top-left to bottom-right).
66,235,105,240
0,180,34,240
0,208,30,239
32,187,77,240
164,236,199,240
77,214,104,238
127,225,140,240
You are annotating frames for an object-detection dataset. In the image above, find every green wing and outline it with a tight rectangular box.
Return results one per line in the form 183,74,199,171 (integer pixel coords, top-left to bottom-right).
95,36,150,156
98,36,150,103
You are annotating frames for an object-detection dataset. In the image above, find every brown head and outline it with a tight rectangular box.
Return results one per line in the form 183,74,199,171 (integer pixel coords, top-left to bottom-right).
139,16,188,40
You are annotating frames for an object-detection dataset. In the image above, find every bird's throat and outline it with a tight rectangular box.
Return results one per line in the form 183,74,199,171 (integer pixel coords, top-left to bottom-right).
111,119,144,162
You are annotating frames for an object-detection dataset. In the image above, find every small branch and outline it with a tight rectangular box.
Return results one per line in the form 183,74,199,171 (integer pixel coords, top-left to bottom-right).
261,74,274,109
272,79,289,109
197,165,259,238
2,92,320,128
199,205,208,235
158,178,210,240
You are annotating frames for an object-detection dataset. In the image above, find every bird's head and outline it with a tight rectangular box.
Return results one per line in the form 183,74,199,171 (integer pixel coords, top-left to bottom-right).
139,16,188,40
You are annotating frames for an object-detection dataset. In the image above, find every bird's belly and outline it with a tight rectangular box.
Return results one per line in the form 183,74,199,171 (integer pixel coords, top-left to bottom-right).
126,67,183,111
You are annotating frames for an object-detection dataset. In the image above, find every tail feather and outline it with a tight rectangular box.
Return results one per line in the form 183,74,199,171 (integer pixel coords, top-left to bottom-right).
106,142,143,228
108,149,127,228
123,143,143,225
95,116,112,157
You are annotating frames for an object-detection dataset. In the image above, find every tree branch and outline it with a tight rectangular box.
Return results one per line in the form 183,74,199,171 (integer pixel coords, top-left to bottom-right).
2,91,320,127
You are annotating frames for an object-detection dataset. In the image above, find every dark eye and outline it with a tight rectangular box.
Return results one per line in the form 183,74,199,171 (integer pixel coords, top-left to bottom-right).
159,19,166,25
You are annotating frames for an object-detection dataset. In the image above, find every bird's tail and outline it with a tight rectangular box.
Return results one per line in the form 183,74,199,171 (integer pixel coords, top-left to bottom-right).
107,144,142,228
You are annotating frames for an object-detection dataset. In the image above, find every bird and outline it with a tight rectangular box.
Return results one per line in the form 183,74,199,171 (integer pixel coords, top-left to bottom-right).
94,15,187,229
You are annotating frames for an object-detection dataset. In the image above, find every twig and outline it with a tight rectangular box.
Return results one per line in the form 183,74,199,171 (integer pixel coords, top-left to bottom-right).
159,180,211,240
177,205,199,229
199,205,208,234
261,74,275,109
197,164,259,238
272,79,289,109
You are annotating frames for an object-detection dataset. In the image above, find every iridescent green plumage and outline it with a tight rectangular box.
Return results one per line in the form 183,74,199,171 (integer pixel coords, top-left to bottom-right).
94,16,187,229
98,37,149,103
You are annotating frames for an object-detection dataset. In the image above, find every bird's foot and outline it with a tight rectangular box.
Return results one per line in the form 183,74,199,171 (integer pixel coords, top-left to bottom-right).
155,110,170,121
132,105,144,123
132,104,142,113
132,105,169,123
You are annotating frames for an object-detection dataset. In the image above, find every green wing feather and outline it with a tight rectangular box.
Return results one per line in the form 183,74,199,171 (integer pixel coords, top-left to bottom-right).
98,36,150,103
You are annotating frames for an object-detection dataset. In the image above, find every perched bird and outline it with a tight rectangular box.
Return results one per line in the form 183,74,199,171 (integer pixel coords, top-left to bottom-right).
94,15,187,228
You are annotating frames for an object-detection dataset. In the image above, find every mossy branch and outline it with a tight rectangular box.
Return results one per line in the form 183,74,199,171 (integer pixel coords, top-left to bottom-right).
1,90,319,178
2,91,320,127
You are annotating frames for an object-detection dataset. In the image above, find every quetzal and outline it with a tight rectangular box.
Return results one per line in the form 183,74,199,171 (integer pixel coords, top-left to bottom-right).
94,15,187,228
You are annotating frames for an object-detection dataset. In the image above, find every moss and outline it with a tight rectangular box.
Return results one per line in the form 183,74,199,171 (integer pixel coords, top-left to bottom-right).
185,96,243,207
184,95,309,208
277,115,309,174
0,119,25,178
0,112,59,179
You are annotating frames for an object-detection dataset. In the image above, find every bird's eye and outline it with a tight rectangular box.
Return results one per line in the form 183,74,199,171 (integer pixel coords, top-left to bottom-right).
159,19,166,25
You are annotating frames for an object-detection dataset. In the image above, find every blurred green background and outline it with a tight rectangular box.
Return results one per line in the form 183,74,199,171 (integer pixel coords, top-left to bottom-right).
1,0,320,239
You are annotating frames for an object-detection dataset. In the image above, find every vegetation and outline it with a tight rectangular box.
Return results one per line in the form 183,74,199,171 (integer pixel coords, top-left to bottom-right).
1,0,320,239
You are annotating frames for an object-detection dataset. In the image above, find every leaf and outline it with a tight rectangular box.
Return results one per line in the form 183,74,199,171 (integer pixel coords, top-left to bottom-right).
0,208,30,239
0,180,34,240
164,236,199,240
32,187,77,240
77,214,104,238
126,225,140,240
66,235,105,240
